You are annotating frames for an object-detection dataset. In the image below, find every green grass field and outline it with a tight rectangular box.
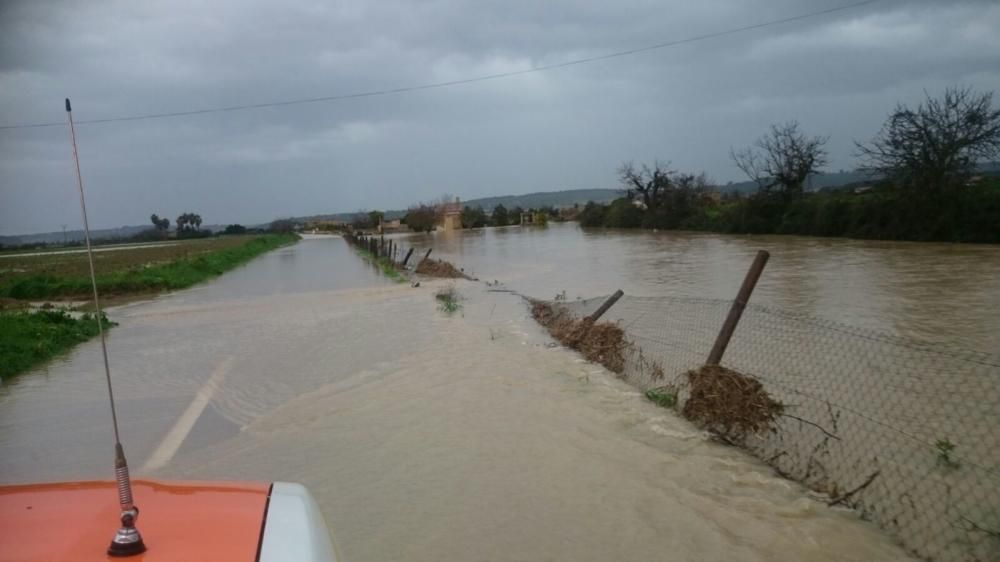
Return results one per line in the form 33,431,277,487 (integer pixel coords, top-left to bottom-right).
0,234,298,300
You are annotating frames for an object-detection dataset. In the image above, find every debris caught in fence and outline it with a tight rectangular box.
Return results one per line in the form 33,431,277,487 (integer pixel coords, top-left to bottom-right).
531,301,627,373
535,291,1000,561
416,258,471,279
681,364,784,440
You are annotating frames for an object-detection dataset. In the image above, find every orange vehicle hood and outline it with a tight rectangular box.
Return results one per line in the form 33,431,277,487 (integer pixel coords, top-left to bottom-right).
0,479,271,562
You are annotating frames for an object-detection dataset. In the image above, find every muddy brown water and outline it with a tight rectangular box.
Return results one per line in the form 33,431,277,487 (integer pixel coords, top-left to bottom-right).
394,223,1000,351
6,227,995,561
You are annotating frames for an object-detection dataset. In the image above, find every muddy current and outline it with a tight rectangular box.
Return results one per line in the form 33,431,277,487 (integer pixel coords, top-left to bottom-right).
5,229,983,561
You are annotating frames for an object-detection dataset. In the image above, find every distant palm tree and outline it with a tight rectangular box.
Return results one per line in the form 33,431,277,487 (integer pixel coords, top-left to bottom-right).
175,212,203,232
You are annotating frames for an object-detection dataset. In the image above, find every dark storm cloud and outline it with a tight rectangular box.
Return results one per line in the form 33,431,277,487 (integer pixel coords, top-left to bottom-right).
1,0,998,234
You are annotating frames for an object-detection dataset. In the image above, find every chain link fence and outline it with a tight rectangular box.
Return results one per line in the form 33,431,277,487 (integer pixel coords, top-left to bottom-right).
555,293,1000,562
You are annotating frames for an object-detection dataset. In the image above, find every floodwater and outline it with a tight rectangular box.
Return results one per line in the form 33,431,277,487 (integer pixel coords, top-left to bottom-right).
394,223,1000,351
9,228,993,560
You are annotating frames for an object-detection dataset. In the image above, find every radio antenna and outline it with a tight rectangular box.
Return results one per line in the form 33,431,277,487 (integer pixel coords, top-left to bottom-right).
65,98,146,557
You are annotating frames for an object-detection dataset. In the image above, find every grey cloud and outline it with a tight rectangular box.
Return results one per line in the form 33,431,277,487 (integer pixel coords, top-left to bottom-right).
1,0,998,234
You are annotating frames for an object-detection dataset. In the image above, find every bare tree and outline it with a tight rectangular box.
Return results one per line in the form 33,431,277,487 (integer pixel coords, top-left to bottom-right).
730,121,828,197
674,172,711,192
618,161,674,209
857,87,1000,192
404,204,439,232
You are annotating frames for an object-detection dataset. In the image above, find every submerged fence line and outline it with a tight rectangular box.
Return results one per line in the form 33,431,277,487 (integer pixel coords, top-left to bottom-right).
545,274,998,562
342,231,472,280
343,231,420,265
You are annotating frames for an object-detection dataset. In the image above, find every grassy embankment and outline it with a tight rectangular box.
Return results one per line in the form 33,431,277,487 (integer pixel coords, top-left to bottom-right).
0,234,297,380
0,310,114,381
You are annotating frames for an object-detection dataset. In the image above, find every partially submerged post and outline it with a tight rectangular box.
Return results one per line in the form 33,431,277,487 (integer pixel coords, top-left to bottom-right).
401,248,415,267
586,289,624,322
418,248,433,268
706,250,770,366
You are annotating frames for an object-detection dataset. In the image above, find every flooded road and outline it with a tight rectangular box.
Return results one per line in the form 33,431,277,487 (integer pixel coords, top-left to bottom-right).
0,232,954,560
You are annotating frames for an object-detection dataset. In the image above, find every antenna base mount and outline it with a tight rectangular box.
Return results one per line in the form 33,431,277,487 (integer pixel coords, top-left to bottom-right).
108,508,146,557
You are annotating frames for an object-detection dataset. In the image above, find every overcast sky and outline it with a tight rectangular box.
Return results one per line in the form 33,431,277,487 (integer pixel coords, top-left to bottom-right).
1,0,998,235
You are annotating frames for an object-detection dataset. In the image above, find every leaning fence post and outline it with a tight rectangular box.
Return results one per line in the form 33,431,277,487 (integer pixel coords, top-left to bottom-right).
586,289,624,322
706,250,770,366
418,248,433,268
401,247,415,267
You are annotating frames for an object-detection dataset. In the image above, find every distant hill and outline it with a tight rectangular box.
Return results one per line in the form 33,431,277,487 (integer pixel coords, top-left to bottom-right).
463,188,621,210
0,225,152,247
721,170,878,194
721,162,1000,194
0,224,227,248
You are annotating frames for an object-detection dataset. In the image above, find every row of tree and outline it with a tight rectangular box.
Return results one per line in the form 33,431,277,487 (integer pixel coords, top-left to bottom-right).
402,203,525,231
401,201,563,231
580,87,1000,243
150,212,204,232
146,211,262,238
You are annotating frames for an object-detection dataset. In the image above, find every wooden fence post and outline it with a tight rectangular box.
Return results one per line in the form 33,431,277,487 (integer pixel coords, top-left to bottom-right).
418,248,432,268
586,289,624,322
706,250,770,366
401,247,415,267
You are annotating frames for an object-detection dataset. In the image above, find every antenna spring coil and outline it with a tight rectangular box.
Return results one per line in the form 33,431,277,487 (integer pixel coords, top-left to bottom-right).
115,464,134,510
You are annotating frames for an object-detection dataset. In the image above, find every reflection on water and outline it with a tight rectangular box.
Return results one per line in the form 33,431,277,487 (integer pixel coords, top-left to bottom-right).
395,223,1000,351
